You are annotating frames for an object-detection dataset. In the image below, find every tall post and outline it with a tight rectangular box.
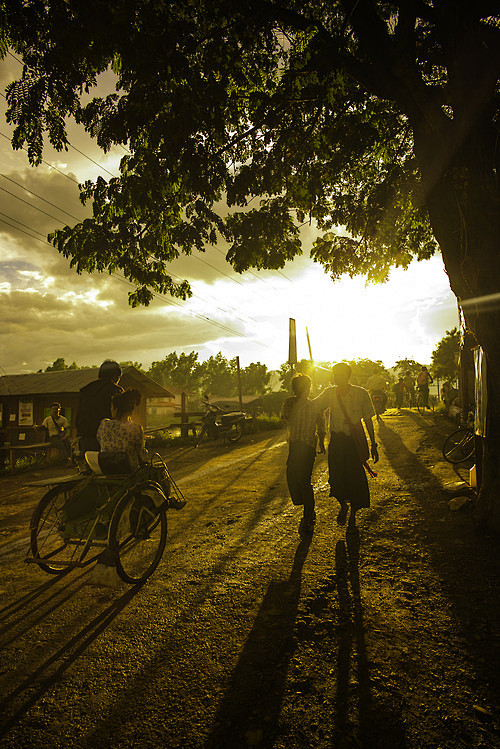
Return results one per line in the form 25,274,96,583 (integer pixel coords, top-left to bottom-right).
306,326,315,392
180,391,188,439
236,356,243,410
288,318,297,376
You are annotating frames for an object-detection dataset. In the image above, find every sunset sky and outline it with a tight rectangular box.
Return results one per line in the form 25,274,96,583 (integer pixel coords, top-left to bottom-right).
0,54,459,376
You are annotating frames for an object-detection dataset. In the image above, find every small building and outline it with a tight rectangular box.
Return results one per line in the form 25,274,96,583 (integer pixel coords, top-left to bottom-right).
209,394,264,415
147,385,194,428
0,366,174,445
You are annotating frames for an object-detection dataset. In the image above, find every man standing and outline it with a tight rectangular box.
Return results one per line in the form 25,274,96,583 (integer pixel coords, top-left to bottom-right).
403,370,415,406
393,377,406,410
316,362,378,533
416,366,434,409
76,360,123,453
42,402,72,464
280,374,325,535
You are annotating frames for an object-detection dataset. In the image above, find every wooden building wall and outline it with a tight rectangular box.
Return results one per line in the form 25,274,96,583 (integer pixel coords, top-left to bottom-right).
0,382,149,445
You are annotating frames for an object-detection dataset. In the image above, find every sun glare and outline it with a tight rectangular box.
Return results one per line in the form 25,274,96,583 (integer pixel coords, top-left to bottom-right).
274,259,458,367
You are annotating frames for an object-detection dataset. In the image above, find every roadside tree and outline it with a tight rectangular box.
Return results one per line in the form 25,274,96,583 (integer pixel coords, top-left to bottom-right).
197,353,237,397
239,362,271,395
431,328,460,383
148,352,200,392
395,359,423,380
45,358,78,371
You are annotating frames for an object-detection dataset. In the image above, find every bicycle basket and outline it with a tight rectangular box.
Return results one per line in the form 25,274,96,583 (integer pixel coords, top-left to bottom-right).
150,461,171,498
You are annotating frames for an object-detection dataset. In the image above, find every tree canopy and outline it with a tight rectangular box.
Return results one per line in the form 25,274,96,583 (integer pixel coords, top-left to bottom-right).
148,351,271,396
3,1,498,307
44,358,78,372
431,327,460,382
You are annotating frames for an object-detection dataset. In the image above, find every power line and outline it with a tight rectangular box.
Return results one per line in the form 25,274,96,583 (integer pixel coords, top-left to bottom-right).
0,185,67,224
0,188,261,330
110,273,253,341
167,268,258,324
0,130,80,184
211,244,292,293
193,254,247,287
0,173,83,221
0,214,47,241
0,212,270,349
68,142,118,179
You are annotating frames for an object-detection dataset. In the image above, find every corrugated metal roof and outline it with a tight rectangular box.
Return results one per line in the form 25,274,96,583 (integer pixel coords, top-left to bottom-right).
0,367,173,398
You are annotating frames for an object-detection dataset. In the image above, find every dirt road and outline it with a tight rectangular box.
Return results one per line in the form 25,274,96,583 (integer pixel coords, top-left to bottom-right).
0,412,499,748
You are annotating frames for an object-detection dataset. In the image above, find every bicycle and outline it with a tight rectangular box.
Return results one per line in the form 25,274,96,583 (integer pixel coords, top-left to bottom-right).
26,453,185,584
416,388,426,414
442,427,475,464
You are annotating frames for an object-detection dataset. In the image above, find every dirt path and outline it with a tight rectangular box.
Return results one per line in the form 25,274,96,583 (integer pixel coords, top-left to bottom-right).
0,412,499,748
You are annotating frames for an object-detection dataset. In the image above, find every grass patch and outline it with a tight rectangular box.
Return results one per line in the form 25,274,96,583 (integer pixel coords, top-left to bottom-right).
253,414,283,431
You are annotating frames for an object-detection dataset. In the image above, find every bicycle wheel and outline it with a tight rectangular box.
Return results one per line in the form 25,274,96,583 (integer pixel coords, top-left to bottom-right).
109,486,167,584
442,429,475,464
416,393,424,414
30,484,73,574
226,422,244,443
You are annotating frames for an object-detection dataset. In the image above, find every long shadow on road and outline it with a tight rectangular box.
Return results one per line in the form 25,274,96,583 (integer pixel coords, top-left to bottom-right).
334,536,406,748
0,582,145,738
205,537,312,748
377,418,500,709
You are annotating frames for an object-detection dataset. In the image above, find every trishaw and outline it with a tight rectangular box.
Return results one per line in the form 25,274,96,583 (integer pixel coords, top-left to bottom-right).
25,453,185,584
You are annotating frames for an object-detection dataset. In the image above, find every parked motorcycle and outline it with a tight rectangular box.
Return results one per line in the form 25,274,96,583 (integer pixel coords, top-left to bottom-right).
194,396,251,446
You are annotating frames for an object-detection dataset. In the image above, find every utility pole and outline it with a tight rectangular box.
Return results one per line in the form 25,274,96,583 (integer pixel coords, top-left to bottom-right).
288,318,297,376
236,356,243,410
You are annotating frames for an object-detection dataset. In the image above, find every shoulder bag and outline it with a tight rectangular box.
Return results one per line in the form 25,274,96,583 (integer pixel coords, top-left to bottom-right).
336,390,377,477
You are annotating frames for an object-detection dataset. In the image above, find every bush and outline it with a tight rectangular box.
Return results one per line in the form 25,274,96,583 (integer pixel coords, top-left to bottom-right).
253,413,283,431
146,430,176,448
259,392,288,415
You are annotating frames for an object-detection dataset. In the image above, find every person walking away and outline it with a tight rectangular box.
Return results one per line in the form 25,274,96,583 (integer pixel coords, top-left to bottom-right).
393,377,406,410
403,370,415,407
416,366,433,409
366,369,388,417
40,402,72,464
76,359,123,454
316,362,379,534
280,374,325,535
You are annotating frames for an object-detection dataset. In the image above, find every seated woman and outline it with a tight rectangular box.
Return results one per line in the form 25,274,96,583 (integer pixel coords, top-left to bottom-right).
86,389,146,474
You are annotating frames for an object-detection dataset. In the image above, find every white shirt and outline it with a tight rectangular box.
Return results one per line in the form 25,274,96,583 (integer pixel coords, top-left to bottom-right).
315,385,375,435
42,414,69,438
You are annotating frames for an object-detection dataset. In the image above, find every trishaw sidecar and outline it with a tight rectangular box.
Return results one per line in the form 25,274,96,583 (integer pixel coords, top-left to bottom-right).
25,454,184,584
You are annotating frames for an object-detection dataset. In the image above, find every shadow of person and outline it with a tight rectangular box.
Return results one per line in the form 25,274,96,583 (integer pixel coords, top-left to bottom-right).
334,538,406,748
205,536,312,748
0,582,145,738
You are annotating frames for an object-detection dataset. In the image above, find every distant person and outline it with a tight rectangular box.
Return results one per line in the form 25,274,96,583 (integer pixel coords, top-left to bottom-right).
366,369,388,413
403,370,415,406
366,369,388,420
416,366,433,409
441,380,459,413
315,363,378,534
280,374,325,535
40,402,72,464
76,359,123,453
393,377,406,410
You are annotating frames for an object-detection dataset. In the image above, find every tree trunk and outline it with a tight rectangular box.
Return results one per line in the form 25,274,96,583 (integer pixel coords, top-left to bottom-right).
413,125,500,532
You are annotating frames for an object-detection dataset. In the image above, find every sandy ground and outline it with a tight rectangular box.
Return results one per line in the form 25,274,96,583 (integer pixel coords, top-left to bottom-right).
0,410,499,748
